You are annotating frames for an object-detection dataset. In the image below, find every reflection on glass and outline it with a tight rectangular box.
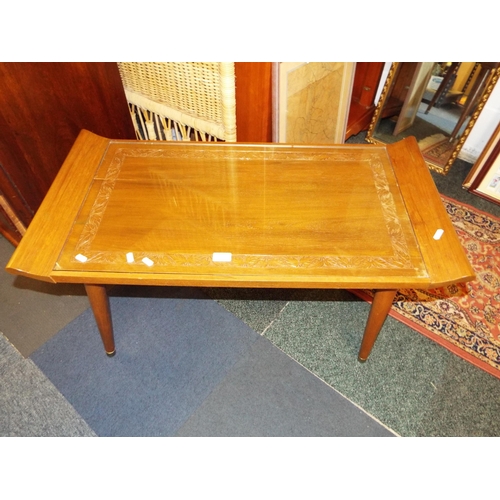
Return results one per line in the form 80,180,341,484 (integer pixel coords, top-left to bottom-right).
367,62,500,175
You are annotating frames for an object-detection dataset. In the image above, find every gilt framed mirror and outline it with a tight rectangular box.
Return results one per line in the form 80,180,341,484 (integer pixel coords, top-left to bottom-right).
366,62,500,174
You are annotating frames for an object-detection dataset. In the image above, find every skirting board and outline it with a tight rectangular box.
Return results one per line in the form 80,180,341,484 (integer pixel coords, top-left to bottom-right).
458,147,479,164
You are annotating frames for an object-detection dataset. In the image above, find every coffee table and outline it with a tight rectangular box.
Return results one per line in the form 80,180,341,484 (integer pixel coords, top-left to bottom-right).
6,130,474,361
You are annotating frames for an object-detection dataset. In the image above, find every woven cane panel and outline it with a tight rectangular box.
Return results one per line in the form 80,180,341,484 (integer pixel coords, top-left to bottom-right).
117,62,236,142
118,63,225,123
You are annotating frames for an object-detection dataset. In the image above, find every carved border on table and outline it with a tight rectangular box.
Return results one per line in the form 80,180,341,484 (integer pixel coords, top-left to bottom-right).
66,251,414,270
370,153,413,267
72,148,414,270
75,150,125,253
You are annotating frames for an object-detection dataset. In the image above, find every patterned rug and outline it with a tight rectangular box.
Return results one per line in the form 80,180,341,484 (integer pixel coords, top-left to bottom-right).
354,195,500,379
419,133,458,165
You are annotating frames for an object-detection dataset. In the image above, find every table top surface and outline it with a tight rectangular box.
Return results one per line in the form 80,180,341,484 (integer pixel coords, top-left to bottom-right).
6,130,475,289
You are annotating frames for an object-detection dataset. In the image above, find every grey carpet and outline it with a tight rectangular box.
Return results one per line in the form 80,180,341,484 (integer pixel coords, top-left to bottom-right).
204,285,500,437
30,288,258,436
262,297,500,436
176,336,393,436
0,332,95,437
0,237,90,357
30,286,394,436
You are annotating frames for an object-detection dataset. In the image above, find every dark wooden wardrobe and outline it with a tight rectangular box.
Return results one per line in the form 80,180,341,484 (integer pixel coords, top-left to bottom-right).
0,63,136,245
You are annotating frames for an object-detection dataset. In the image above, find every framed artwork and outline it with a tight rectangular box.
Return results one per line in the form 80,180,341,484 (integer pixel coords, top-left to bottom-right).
275,62,355,144
464,120,500,205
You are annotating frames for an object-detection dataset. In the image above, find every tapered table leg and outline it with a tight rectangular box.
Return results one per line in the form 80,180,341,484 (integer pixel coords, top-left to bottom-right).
84,284,116,356
358,289,397,362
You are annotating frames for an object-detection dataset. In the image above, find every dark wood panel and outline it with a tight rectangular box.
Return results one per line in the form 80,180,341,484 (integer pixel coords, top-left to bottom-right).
234,62,273,142
0,62,135,239
346,62,384,140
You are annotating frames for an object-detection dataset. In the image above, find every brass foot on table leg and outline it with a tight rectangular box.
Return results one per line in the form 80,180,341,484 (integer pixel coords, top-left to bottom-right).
357,356,367,363
106,350,116,357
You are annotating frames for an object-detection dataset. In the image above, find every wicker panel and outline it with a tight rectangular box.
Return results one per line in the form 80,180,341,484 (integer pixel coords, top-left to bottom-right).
117,62,236,142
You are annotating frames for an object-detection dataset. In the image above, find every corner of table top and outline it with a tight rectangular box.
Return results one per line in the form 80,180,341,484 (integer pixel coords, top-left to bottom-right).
386,138,475,288
5,130,111,282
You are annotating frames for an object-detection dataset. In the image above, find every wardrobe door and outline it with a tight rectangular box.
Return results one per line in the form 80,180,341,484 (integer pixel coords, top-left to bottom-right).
0,62,135,244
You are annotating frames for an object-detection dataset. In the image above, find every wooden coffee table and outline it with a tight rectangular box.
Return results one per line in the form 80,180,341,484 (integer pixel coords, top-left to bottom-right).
6,130,474,361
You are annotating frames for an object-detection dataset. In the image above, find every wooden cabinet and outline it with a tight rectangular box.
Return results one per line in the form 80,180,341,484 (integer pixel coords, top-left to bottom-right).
345,62,385,139
0,63,135,245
